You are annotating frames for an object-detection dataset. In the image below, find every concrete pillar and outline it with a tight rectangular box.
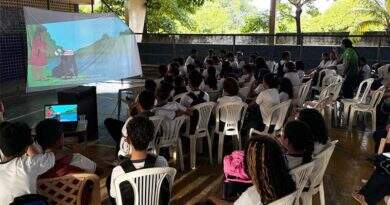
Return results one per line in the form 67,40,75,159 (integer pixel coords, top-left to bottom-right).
125,0,146,42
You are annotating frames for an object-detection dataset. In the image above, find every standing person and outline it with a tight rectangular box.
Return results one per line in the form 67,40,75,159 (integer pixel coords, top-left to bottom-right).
204,49,215,65
337,39,359,98
209,136,296,205
275,51,291,78
30,27,48,81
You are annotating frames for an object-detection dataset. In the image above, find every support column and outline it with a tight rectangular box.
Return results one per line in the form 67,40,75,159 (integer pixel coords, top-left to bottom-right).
125,0,147,42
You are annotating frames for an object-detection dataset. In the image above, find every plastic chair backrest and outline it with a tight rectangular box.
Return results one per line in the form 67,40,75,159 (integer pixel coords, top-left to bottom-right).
207,90,222,102
173,93,187,103
148,116,164,150
114,167,177,205
290,161,315,203
368,86,385,108
330,82,343,101
264,100,292,132
297,80,312,106
192,102,216,133
315,69,331,88
310,140,338,189
318,85,332,101
268,191,297,205
354,78,374,102
158,116,187,147
216,101,247,133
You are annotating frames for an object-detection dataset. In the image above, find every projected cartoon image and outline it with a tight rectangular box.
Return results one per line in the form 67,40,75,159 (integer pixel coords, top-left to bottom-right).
24,7,142,92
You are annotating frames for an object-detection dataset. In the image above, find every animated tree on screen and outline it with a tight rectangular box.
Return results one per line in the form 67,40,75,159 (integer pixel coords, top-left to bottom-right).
24,7,142,92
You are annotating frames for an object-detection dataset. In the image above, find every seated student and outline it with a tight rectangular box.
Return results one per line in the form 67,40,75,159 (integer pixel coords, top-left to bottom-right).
255,73,280,126
254,57,270,82
175,57,187,76
204,66,218,91
359,57,371,81
180,70,210,108
235,51,246,70
227,53,238,70
279,78,294,102
238,64,255,88
168,62,181,80
283,62,301,86
317,52,330,70
174,77,187,96
209,136,296,205
185,49,198,66
155,65,168,87
276,51,291,78
204,49,215,65
109,116,169,205
280,120,314,169
220,61,235,79
153,85,190,120
105,91,156,155
295,60,306,80
213,56,222,76
298,108,329,155
36,119,96,178
217,77,242,105
327,50,338,68
145,79,157,94
0,122,55,204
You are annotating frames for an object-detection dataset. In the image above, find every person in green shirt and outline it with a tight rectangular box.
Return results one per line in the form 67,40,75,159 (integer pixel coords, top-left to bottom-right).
337,39,359,98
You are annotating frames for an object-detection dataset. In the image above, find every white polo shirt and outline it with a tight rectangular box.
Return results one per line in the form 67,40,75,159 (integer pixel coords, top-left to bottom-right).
180,91,210,108
234,185,262,205
284,72,302,86
255,88,280,124
0,152,55,204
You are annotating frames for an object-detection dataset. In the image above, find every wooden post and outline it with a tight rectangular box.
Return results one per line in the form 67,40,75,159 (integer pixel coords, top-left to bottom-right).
268,0,276,45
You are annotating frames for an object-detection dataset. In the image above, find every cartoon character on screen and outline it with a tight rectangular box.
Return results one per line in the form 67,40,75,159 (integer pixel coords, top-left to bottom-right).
30,26,48,81
52,49,78,79
45,106,54,119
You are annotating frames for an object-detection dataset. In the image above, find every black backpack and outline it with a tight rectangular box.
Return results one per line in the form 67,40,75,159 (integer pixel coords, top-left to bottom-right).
119,154,170,205
187,91,206,107
10,194,49,205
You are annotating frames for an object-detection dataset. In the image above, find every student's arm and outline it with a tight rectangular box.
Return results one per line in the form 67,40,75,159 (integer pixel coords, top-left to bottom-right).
26,143,40,157
209,197,233,205
110,167,123,199
27,151,55,175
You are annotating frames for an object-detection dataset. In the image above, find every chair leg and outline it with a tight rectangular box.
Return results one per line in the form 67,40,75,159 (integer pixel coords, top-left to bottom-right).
348,108,355,131
190,137,197,170
372,111,377,132
343,103,350,126
319,183,326,205
236,134,242,150
207,133,213,165
300,192,312,205
218,133,225,164
177,138,184,171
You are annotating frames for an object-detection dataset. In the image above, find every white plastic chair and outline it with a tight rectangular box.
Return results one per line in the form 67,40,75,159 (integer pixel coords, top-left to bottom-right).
300,140,338,205
290,161,315,205
113,167,177,205
148,116,164,153
215,101,248,164
341,78,374,126
156,116,187,171
173,93,187,103
268,191,297,205
312,69,336,92
207,90,222,102
296,80,312,107
187,102,215,169
251,100,292,136
348,86,385,131
238,86,251,101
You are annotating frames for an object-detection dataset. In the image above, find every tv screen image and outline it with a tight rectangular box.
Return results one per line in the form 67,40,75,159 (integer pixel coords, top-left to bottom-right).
45,104,78,122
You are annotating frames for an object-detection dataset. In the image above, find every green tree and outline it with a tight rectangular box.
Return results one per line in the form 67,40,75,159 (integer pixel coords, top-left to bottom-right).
351,0,389,35
286,0,315,44
276,2,295,32
241,12,269,33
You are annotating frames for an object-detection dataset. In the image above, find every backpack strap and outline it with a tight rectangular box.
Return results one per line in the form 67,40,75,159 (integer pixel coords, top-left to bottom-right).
120,158,137,173
144,154,158,168
187,92,197,101
120,154,158,173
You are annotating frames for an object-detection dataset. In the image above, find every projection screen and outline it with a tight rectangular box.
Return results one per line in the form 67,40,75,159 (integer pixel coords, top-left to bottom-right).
24,7,142,92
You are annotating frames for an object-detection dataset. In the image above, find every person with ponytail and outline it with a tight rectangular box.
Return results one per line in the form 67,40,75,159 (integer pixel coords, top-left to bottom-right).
209,135,296,205
281,120,315,169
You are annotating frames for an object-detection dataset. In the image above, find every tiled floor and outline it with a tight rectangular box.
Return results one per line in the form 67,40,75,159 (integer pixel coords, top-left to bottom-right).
2,83,382,204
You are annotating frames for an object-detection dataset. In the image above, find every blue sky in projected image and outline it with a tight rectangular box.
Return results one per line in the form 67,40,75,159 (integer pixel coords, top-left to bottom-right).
43,17,129,51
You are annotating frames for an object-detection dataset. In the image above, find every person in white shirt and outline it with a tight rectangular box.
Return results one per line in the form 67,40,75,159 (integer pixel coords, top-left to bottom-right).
279,78,294,102
217,77,242,105
204,67,219,92
35,119,96,177
318,52,330,69
180,70,210,108
155,65,168,87
227,53,238,70
235,51,246,70
238,64,256,88
109,116,169,204
359,57,371,80
283,62,302,86
204,49,215,65
175,57,187,76
327,50,338,68
0,122,55,204
185,49,198,66
275,51,291,78
255,73,281,127
280,120,314,169
153,85,190,120
209,136,296,205
298,108,330,155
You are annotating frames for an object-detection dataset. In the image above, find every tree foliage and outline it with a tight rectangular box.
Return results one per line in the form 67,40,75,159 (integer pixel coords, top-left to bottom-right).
241,12,269,33
351,0,390,34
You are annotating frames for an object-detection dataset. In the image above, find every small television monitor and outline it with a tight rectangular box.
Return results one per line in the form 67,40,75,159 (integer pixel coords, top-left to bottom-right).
44,104,78,122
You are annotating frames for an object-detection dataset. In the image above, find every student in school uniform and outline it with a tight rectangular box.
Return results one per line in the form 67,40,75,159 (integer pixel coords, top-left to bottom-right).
255,74,281,127
185,49,198,66
204,67,219,92
275,51,291,78
0,122,55,204
238,64,256,88
153,85,191,120
180,70,210,108
155,65,168,87
109,116,169,205
279,78,294,102
217,77,242,105
35,119,96,178
283,62,302,86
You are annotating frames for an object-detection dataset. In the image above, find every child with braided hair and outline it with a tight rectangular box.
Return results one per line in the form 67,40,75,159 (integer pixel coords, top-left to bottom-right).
208,135,296,205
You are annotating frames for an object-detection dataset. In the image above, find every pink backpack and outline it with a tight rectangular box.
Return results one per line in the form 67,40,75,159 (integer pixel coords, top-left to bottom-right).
223,151,252,183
